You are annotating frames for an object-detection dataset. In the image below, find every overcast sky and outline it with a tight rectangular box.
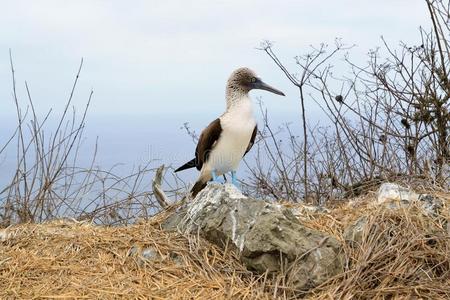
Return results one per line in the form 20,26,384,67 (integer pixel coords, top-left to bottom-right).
0,0,430,119
0,0,433,176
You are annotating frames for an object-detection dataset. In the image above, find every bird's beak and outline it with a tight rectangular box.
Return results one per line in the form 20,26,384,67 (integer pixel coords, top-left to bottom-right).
252,79,285,96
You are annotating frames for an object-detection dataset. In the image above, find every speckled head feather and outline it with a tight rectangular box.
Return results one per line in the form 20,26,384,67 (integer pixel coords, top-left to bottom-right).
226,67,258,93
225,67,284,109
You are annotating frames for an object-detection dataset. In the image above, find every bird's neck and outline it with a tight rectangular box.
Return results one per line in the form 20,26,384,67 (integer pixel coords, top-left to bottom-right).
225,93,254,120
225,86,251,111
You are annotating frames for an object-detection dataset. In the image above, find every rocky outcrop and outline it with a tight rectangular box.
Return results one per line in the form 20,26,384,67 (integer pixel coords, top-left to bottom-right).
163,183,343,291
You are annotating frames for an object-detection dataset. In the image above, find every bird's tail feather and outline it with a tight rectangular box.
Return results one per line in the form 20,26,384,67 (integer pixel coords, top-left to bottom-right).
174,158,196,173
191,180,207,198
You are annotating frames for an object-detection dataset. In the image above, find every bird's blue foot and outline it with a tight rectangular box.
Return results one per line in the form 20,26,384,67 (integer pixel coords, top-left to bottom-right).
211,170,220,183
231,171,239,187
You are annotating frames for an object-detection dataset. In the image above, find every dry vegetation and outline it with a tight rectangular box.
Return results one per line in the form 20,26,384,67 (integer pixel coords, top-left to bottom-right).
0,56,184,226
0,0,449,299
305,190,450,299
0,190,449,299
245,0,449,203
0,0,447,225
0,217,270,299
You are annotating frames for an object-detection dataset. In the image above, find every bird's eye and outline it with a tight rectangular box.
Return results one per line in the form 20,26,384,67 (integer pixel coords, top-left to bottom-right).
251,77,257,83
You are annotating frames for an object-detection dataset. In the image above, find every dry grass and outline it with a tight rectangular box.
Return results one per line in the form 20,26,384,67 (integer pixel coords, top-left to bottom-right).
0,216,270,299
0,189,449,299
305,190,450,299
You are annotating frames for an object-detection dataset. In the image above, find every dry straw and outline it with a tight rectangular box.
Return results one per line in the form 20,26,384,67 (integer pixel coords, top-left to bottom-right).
0,190,449,299
0,217,270,299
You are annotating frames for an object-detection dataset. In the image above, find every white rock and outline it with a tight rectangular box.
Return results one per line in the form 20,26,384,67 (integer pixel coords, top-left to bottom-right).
377,183,443,217
141,248,162,261
377,183,419,204
163,183,343,292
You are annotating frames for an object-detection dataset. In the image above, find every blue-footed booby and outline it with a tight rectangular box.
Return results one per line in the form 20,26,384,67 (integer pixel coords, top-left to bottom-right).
175,67,285,197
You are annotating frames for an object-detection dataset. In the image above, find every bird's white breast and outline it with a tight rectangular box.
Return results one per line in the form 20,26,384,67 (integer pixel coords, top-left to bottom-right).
205,97,256,175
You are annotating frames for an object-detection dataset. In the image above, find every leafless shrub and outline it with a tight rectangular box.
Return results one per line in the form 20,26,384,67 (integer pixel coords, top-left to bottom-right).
0,53,184,226
246,0,449,203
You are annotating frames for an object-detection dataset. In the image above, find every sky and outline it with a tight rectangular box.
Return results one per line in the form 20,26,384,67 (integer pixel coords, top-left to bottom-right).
0,0,432,178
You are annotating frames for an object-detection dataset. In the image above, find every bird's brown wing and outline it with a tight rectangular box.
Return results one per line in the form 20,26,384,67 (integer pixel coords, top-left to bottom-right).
195,118,222,170
244,125,257,156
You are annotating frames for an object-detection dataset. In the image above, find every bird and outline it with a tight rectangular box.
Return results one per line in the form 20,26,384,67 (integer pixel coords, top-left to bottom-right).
174,67,285,198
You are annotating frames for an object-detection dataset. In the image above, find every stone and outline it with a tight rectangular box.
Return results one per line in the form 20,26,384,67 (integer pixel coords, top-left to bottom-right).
343,216,368,245
291,205,330,220
417,194,443,217
163,183,343,291
377,183,419,204
376,183,443,216
128,245,163,266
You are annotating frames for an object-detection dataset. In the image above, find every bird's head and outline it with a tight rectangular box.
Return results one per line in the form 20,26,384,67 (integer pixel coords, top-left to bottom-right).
227,67,285,96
